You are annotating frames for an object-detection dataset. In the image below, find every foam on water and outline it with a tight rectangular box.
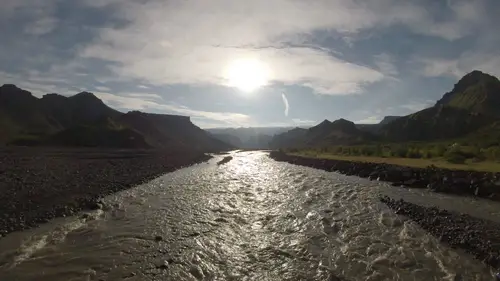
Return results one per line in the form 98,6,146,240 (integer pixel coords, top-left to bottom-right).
2,209,104,269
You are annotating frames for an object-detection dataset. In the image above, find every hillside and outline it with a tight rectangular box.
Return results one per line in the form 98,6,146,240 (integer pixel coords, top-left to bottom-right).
0,84,232,151
436,70,500,116
380,105,494,141
270,71,500,148
209,133,243,148
270,119,373,148
119,111,231,152
380,70,500,142
356,116,401,134
206,127,292,149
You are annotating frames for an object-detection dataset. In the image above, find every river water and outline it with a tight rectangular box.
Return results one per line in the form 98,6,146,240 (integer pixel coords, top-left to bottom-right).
0,151,498,281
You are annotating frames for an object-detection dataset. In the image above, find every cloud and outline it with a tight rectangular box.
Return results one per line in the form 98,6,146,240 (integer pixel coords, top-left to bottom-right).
374,53,398,77
2,0,499,128
24,17,58,35
2,0,59,35
281,92,289,116
415,52,500,79
83,40,385,95
417,58,462,78
80,0,489,95
127,93,162,100
95,86,111,92
94,91,251,125
292,119,316,126
356,116,382,124
399,100,435,112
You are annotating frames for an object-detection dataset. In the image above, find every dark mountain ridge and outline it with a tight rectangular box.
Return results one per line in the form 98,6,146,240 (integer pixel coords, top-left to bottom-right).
0,84,231,151
380,70,500,141
206,126,293,149
272,70,500,148
436,70,500,116
270,118,374,149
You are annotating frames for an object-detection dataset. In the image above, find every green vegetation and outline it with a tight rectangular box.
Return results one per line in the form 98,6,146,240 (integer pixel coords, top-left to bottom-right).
286,141,500,172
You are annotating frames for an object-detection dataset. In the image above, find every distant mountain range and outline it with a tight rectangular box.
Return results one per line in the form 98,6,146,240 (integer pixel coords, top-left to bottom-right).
270,118,374,149
206,127,295,149
3,70,498,151
0,84,231,152
270,70,500,148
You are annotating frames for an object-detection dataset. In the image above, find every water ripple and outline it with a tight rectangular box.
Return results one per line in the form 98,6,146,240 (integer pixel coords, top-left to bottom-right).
0,151,495,280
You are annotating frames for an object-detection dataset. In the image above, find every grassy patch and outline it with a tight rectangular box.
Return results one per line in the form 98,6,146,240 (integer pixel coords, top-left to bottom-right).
289,150,500,173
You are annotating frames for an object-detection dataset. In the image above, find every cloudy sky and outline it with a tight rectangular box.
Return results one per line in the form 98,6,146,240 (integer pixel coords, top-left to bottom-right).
2,0,500,128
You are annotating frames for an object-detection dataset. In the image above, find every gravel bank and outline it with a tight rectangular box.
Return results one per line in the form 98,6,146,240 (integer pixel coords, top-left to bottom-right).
269,151,500,200
380,196,500,269
0,147,211,236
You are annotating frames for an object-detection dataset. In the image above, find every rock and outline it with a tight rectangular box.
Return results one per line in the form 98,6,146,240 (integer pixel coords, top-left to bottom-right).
380,196,500,269
155,259,169,269
217,156,233,165
155,235,163,242
0,148,213,236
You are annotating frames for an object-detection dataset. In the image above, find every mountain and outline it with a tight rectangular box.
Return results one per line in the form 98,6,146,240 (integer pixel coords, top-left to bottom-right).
119,111,230,152
378,116,401,125
380,71,500,141
380,105,494,141
206,127,293,149
0,84,56,139
269,127,307,149
0,84,232,151
464,121,500,147
356,116,402,134
270,119,372,148
436,70,500,116
209,133,243,148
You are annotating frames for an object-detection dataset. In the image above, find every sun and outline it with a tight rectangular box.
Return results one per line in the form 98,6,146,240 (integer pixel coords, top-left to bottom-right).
223,59,270,92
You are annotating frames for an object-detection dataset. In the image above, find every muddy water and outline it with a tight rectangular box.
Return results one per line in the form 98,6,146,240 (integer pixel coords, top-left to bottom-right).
0,151,497,280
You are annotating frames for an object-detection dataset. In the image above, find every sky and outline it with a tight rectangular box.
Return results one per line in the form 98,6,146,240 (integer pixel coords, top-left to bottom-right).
1,0,500,128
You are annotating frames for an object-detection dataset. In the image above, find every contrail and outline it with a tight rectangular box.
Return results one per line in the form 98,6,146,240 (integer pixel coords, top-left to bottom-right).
281,92,289,117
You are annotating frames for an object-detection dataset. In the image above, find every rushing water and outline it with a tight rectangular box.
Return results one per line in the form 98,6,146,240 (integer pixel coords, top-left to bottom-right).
0,151,498,281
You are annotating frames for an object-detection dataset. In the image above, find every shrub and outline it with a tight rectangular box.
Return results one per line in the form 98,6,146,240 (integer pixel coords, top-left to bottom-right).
444,149,467,164
423,150,433,159
335,146,343,154
406,149,422,159
484,147,500,161
394,146,408,158
435,145,447,157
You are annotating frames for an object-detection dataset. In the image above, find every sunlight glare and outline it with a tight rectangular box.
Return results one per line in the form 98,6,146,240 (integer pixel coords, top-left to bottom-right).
224,59,270,92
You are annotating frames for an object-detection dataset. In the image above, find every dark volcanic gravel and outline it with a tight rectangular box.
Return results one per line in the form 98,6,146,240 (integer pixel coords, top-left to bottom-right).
0,147,211,236
269,151,500,200
380,196,500,269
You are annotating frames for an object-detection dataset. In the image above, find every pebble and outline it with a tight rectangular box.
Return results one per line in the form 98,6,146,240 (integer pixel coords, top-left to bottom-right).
379,195,500,268
0,147,212,237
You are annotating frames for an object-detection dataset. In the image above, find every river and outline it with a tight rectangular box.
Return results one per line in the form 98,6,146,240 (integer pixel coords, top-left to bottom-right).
0,151,497,280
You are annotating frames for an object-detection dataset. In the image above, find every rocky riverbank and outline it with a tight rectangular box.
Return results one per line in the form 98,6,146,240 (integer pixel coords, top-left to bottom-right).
269,151,500,200
0,147,211,236
380,196,500,269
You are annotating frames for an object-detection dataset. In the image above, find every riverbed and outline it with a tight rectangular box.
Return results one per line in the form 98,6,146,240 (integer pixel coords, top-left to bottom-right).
0,151,497,280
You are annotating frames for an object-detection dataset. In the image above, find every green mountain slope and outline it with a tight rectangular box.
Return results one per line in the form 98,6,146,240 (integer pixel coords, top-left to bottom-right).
380,105,494,141
380,70,500,141
436,70,500,116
